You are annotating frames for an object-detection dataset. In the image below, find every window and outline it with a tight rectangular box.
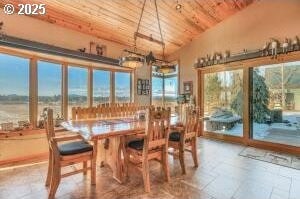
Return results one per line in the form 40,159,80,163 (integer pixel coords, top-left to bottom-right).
164,76,178,110
151,65,179,112
250,62,300,146
38,61,62,119
203,69,243,137
0,53,29,125
93,70,110,105
68,66,88,117
152,76,163,107
115,72,131,103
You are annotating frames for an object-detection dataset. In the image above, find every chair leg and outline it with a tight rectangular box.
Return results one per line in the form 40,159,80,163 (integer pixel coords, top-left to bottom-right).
142,161,151,193
83,161,87,175
45,151,53,186
91,158,96,185
91,140,98,185
191,138,198,167
48,162,61,199
162,147,171,181
179,145,186,175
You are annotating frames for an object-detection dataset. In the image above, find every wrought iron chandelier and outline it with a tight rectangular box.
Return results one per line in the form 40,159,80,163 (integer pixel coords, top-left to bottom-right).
119,0,147,69
119,0,176,74
152,0,176,74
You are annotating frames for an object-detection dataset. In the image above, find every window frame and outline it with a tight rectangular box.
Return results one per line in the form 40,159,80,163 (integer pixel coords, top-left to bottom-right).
0,50,133,129
198,53,300,154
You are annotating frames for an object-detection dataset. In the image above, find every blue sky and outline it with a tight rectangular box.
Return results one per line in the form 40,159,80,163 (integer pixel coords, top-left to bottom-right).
0,53,177,97
0,54,29,96
0,54,131,96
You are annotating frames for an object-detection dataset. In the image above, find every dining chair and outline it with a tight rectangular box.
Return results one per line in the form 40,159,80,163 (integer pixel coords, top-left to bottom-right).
124,107,171,192
169,106,200,174
45,108,97,199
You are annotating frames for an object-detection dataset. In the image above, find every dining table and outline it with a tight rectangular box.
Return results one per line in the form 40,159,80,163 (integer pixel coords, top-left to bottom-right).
60,115,181,183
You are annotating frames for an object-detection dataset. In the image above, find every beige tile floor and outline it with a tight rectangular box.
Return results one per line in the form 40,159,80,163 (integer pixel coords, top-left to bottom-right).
1,138,300,199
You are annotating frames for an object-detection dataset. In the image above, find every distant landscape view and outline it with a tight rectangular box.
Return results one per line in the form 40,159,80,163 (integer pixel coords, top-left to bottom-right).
0,54,131,126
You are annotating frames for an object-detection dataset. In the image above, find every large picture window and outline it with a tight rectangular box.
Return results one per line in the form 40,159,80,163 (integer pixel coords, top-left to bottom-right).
93,70,110,105
250,62,300,146
164,76,178,109
203,69,243,137
68,66,88,117
151,65,178,111
152,76,163,107
115,72,131,103
38,61,62,119
0,54,29,125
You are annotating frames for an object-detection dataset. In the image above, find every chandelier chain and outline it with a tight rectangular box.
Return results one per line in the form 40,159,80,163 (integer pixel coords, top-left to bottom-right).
135,0,147,48
154,0,165,58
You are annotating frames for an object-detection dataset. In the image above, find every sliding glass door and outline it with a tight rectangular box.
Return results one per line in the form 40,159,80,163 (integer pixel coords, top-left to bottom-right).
250,61,300,147
203,69,244,137
201,60,300,150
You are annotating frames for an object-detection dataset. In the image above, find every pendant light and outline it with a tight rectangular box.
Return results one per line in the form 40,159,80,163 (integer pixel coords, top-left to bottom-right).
119,0,147,69
153,0,176,74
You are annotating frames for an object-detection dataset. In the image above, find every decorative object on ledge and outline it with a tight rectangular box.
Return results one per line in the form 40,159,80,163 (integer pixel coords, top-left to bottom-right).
0,122,13,131
137,78,150,95
55,114,64,127
77,48,86,53
0,35,120,66
292,36,300,51
0,21,4,39
0,120,30,132
194,36,300,68
89,41,107,56
18,121,30,129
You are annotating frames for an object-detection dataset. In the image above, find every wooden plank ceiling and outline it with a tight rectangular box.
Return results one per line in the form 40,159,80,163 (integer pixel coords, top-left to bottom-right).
0,0,254,56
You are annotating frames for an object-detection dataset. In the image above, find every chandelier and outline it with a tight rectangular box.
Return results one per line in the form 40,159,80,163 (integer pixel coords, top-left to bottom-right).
119,50,144,69
119,0,147,69
119,0,176,74
156,62,176,74
152,0,176,74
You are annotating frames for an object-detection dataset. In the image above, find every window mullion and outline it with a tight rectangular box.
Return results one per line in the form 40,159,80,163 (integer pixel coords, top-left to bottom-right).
29,58,38,128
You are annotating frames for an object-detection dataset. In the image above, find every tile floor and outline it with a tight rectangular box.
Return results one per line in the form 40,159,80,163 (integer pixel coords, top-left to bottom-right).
1,138,300,199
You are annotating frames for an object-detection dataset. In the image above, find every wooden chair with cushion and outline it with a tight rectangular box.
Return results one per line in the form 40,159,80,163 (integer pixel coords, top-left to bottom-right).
124,107,171,192
44,108,97,199
169,106,200,174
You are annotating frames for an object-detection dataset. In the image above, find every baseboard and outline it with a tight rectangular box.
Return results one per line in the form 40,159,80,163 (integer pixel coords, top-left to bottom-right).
0,152,48,168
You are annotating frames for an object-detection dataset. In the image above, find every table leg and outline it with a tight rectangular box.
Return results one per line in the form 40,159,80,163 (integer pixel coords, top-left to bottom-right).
98,136,126,183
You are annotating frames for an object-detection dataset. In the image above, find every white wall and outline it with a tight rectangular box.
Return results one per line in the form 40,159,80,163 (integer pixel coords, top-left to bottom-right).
168,0,300,102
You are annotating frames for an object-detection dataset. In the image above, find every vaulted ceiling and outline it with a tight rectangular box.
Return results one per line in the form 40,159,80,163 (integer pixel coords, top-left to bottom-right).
0,0,254,56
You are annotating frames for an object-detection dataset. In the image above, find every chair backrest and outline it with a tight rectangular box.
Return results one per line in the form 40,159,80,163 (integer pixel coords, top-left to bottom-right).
144,107,171,151
184,106,200,138
44,108,55,142
71,103,150,120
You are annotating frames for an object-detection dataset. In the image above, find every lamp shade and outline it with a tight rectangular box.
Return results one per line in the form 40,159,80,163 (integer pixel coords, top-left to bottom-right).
156,63,176,74
119,54,145,69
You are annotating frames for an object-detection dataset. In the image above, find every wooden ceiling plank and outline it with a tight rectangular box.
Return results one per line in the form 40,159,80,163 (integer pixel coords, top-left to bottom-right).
49,0,186,46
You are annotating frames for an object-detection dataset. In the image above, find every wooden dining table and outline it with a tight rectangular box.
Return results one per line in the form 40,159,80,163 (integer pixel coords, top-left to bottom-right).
60,115,180,183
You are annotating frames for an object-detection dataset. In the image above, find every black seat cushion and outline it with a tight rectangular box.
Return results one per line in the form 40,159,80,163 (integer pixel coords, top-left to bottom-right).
128,139,144,150
169,132,181,142
58,141,93,156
